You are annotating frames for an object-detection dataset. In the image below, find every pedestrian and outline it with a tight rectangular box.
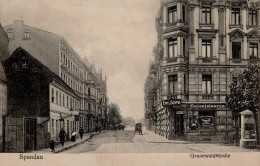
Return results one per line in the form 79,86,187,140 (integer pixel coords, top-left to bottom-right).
49,140,55,152
98,126,101,133
59,128,66,147
95,126,98,132
79,127,84,139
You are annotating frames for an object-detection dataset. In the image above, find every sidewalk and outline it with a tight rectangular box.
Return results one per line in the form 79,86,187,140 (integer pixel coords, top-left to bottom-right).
143,128,188,144
31,131,106,154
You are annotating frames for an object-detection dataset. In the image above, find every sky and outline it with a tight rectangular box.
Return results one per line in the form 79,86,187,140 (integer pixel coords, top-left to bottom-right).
0,0,161,121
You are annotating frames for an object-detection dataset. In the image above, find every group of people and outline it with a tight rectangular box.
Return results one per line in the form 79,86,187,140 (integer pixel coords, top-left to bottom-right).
49,127,85,152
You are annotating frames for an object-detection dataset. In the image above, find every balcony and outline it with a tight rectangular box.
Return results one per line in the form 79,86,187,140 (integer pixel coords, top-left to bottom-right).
232,59,242,63
202,94,214,100
167,57,177,63
202,58,213,63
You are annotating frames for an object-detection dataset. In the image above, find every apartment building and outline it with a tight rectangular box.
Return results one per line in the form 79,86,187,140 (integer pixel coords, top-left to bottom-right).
1,20,109,151
147,0,260,142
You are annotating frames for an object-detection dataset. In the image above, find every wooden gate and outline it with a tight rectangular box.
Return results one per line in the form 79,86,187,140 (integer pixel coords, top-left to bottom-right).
4,117,24,152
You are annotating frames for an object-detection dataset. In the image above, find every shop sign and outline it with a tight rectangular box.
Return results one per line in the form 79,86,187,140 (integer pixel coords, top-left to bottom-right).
189,103,226,109
162,99,181,107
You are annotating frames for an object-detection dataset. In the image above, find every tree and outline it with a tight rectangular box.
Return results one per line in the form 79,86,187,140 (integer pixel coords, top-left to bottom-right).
108,103,122,126
227,62,260,145
122,117,135,126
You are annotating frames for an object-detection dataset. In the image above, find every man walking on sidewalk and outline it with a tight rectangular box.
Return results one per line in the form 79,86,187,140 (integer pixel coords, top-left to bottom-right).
59,128,66,147
79,127,84,139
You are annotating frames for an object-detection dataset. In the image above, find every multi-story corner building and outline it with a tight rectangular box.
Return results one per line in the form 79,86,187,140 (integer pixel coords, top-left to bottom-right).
3,20,109,142
0,23,8,152
148,0,260,142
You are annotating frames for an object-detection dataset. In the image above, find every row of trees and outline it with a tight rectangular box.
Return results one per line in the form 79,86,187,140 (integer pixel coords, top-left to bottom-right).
227,62,260,145
108,103,123,126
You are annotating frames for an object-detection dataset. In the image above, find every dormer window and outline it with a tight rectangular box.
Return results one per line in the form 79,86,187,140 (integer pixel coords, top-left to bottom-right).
24,29,30,39
7,29,13,39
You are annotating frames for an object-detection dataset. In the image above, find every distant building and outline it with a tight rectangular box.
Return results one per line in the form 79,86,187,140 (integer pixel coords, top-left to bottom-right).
4,20,109,135
146,0,260,142
0,23,8,152
3,47,80,152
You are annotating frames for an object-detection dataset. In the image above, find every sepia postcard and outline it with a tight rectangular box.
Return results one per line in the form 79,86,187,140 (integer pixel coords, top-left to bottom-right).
0,0,260,165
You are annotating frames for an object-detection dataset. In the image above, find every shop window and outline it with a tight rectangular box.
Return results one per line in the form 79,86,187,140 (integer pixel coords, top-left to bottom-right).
168,6,177,24
201,7,211,24
198,110,215,129
231,8,241,25
249,42,258,59
168,38,177,58
168,75,178,94
248,10,258,26
232,42,241,59
202,75,212,94
202,40,211,58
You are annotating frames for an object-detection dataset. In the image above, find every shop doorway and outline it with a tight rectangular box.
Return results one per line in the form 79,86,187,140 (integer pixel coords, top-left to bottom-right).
175,114,184,136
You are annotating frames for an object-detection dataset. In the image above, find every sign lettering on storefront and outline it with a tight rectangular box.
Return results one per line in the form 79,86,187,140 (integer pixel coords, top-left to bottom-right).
162,99,181,107
189,103,226,109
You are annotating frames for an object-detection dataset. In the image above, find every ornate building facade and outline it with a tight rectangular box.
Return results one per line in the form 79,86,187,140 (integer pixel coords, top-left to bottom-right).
146,0,260,142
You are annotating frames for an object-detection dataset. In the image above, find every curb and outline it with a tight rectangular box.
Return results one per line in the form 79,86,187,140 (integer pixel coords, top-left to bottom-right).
143,133,189,144
55,131,106,153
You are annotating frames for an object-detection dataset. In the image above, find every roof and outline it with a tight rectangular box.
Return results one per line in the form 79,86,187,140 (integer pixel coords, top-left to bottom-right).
8,47,79,98
0,61,6,82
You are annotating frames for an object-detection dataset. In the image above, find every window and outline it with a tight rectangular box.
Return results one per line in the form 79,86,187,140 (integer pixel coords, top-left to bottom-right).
88,88,91,95
24,29,30,39
184,74,186,93
63,94,65,106
183,38,186,57
67,96,69,107
249,42,258,58
168,75,178,94
202,75,212,94
168,38,177,58
22,61,28,68
88,103,91,110
59,92,61,105
232,42,241,59
182,5,185,22
56,91,58,104
231,8,240,25
51,89,54,102
248,10,257,26
7,29,13,39
202,40,211,58
168,6,177,24
201,7,211,24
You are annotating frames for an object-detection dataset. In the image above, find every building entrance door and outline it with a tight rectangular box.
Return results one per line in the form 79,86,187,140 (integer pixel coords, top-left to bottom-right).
175,114,184,136
25,118,36,152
